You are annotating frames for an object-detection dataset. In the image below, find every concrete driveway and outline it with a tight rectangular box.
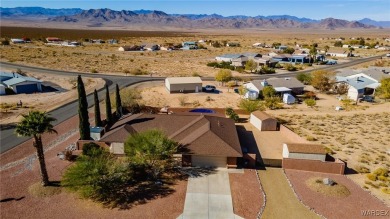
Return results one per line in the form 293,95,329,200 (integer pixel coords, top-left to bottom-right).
177,170,243,219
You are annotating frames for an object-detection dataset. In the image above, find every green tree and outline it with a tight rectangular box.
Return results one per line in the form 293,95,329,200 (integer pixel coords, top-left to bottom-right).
239,99,265,113
238,85,248,97
309,46,318,63
334,41,343,47
304,98,316,107
283,47,295,54
125,130,178,180
348,47,355,57
296,73,312,85
311,70,335,92
77,75,90,140
93,89,102,127
376,78,390,101
245,60,257,73
115,84,122,118
215,69,232,85
262,86,276,99
105,85,113,124
15,111,57,186
324,45,330,53
264,96,283,110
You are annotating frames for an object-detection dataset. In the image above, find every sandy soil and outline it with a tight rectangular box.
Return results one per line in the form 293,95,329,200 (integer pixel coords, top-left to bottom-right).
1,28,388,77
285,169,390,218
229,169,264,219
0,70,105,125
0,114,188,219
137,81,242,108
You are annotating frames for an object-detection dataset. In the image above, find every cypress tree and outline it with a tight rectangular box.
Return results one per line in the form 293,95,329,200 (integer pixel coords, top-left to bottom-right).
115,84,122,118
77,75,90,140
105,84,113,124
94,89,102,127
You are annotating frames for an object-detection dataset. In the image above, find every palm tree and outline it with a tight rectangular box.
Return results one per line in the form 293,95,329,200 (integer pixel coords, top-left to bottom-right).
15,111,57,186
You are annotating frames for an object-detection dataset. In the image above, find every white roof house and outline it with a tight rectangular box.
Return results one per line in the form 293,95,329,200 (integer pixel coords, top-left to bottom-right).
244,77,304,99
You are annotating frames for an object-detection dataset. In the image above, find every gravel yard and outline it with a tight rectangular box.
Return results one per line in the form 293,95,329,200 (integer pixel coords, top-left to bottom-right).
229,169,264,219
285,169,390,219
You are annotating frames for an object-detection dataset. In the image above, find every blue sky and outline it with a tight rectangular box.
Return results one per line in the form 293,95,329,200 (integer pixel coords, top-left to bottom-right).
1,0,390,21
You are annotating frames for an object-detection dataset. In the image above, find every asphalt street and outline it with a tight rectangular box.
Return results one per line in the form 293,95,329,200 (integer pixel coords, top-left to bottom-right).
0,54,385,153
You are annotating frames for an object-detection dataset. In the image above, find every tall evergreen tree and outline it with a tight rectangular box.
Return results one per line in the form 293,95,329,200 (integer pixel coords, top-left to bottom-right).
115,84,122,118
77,75,90,140
93,89,102,127
105,84,113,124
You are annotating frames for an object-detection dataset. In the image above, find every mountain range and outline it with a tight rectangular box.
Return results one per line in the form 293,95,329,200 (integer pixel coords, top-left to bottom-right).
1,7,389,29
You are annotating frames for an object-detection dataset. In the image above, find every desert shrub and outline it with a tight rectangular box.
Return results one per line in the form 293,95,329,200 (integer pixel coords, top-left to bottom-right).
275,63,282,68
284,63,297,71
192,100,200,107
206,96,213,101
304,98,316,107
382,188,390,194
239,99,265,113
296,73,312,85
90,68,98,73
259,66,275,74
178,96,188,106
207,61,235,70
82,142,103,156
306,136,317,141
1,39,10,45
373,167,388,177
264,96,283,110
324,146,335,155
192,72,201,77
225,107,239,122
366,173,377,181
378,182,388,187
130,68,148,75
378,176,388,182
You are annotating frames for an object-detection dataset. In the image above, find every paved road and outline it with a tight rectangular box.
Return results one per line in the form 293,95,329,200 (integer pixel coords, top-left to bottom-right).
0,62,163,153
0,54,384,153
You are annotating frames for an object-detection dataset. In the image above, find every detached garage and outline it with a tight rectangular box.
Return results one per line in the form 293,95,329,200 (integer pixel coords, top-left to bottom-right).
250,111,278,131
165,77,202,93
3,76,42,94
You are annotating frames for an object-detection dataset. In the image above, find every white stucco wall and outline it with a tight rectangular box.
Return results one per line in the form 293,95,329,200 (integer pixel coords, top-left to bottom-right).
110,142,124,155
347,86,361,101
250,114,263,131
288,153,326,161
282,144,289,158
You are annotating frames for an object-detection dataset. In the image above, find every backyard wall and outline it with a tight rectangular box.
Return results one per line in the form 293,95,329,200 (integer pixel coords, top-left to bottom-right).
282,158,345,174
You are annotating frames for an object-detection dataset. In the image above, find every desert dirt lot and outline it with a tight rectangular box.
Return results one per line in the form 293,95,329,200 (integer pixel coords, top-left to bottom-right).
0,69,105,126
1,27,389,77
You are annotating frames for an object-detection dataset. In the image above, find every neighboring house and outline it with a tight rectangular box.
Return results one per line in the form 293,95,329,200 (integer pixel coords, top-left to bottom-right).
252,42,265,48
0,84,5,95
107,39,118,44
99,113,243,168
342,44,351,48
275,45,288,51
244,77,304,99
282,143,326,161
215,54,247,63
118,45,142,51
335,68,390,101
226,42,240,47
46,37,62,43
288,55,310,64
10,38,25,44
253,56,278,68
271,54,291,62
182,41,198,50
3,75,42,94
0,72,19,82
250,111,278,131
142,43,160,51
165,77,202,93
326,48,349,57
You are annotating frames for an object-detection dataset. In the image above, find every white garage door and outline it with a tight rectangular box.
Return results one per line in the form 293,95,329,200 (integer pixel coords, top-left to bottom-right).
192,156,227,168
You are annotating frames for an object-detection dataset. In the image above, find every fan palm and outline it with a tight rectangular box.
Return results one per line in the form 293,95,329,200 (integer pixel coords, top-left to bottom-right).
15,111,57,186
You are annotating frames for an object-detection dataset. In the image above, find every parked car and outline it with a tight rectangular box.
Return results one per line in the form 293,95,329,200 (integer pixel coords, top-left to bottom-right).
326,60,338,65
203,85,216,92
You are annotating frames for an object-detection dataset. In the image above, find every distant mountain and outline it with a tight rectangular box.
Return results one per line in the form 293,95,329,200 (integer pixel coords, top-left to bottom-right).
48,8,376,29
1,7,383,29
0,7,82,17
358,18,390,28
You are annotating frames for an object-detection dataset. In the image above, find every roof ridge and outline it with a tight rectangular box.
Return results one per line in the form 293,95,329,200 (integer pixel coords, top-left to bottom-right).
168,115,206,139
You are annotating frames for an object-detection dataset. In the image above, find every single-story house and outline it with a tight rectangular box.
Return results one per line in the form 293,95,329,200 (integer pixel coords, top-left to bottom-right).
3,75,42,94
215,54,248,63
282,143,326,161
0,72,20,82
250,111,278,131
182,41,198,50
118,45,143,51
142,44,160,51
271,54,291,62
253,56,279,68
0,84,5,95
46,37,62,43
165,77,202,93
244,77,304,99
99,113,243,168
288,55,310,64
11,38,25,44
335,68,390,101
226,42,240,47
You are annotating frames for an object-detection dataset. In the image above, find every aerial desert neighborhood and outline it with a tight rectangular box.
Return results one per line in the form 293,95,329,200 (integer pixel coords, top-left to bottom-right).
1,1,390,219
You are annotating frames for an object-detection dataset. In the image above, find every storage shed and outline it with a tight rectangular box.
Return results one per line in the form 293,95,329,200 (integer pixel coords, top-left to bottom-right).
3,76,42,94
250,111,278,131
165,77,202,93
0,84,6,95
282,143,326,161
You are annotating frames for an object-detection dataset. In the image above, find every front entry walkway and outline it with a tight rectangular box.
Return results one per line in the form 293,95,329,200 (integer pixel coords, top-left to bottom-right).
177,170,243,219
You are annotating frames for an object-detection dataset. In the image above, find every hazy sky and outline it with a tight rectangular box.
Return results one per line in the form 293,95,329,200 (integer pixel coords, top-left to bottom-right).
1,0,390,21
